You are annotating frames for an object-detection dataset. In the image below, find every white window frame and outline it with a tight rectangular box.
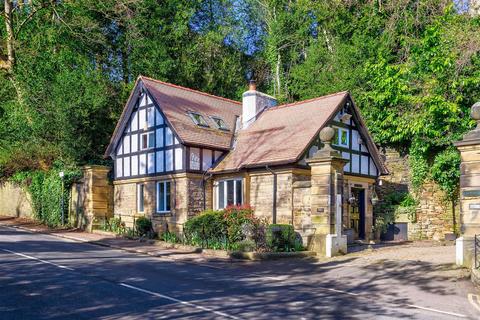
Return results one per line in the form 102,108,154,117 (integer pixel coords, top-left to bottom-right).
137,183,145,213
210,116,229,131
215,178,243,210
140,132,155,150
156,181,172,213
188,112,209,127
333,127,349,147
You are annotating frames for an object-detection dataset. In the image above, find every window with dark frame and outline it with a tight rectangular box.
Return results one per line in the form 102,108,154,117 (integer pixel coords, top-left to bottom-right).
156,181,171,213
211,116,229,131
188,112,209,127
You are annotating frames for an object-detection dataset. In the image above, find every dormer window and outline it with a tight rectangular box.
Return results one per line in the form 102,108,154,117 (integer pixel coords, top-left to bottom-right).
188,112,209,127
211,116,229,131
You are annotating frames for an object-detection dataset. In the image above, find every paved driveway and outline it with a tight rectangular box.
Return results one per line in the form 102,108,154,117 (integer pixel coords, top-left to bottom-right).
0,225,479,319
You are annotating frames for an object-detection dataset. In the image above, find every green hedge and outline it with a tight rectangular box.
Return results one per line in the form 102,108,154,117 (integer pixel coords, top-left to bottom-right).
135,216,153,237
266,224,295,252
11,166,81,227
184,210,227,248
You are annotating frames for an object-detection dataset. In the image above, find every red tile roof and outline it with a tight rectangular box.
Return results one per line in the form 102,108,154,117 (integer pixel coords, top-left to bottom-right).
141,76,241,150
211,92,349,172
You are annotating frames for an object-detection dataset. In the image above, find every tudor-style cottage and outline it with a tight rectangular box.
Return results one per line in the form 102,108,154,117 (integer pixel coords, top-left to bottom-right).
105,76,388,249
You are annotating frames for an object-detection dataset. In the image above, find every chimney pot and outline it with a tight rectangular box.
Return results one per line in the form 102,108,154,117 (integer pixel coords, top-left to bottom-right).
248,80,257,91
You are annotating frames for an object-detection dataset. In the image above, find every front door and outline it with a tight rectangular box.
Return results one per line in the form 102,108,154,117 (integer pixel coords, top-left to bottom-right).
350,188,366,240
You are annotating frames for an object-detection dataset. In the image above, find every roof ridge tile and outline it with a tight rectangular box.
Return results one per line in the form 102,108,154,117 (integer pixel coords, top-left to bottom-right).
140,75,242,106
269,91,349,111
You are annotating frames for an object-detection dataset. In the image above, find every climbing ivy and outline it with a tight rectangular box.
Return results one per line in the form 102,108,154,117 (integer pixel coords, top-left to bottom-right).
10,164,81,227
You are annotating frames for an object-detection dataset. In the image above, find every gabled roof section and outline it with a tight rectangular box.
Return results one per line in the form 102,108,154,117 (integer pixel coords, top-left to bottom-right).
105,76,241,157
211,91,388,175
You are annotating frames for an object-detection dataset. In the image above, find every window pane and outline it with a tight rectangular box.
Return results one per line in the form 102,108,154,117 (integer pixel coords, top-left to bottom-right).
219,182,225,209
227,180,234,206
158,182,165,211
166,182,171,211
142,134,148,149
148,132,155,148
235,180,242,205
138,184,144,212
341,130,348,146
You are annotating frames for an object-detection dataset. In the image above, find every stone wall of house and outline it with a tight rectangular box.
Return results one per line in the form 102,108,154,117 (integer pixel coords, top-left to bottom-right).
377,148,457,240
113,173,205,235
292,173,313,242
0,181,33,218
249,171,294,224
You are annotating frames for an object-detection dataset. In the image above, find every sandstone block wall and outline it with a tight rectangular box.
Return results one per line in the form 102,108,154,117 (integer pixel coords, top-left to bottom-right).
113,173,205,235
0,181,33,218
377,148,457,240
249,171,294,224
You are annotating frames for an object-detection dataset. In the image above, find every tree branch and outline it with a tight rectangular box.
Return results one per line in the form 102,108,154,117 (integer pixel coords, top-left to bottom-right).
14,1,51,39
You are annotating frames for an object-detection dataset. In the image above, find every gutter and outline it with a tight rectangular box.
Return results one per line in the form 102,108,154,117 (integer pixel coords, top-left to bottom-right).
202,169,213,210
265,165,277,224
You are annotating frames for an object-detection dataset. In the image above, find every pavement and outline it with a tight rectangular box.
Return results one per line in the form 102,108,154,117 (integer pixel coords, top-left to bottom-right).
0,218,480,319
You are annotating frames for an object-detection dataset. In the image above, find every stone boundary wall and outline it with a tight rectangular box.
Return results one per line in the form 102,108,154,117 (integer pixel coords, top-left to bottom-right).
377,148,458,240
0,181,33,218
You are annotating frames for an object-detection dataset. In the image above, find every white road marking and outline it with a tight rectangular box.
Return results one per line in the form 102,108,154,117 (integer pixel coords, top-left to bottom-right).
468,293,480,313
0,225,471,319
318,286,360,296
0,248,75,271
406,304,468,318
119,282,240,319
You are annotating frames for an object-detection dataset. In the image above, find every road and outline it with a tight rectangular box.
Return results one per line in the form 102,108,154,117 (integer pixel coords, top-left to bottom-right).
0,225,479,319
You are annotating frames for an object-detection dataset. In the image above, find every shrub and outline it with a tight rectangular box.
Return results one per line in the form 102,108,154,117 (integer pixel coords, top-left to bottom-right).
135,216,153,237
184,210,227,247
104,217,125,234
183,206,267,251
266,224,295,252
223,205,256,243
161,231,179,243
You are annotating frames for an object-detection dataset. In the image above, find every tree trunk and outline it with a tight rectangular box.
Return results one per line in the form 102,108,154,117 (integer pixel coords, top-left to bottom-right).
1,0,15,71
275,53,281,97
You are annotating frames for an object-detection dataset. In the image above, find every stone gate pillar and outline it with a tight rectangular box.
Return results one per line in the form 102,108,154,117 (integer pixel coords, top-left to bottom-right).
306,127,349,257
455,102,480,267
69,165,113,231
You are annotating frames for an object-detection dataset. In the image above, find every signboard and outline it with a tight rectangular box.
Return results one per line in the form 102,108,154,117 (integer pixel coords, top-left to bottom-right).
463,190,480,198
470,204,480,210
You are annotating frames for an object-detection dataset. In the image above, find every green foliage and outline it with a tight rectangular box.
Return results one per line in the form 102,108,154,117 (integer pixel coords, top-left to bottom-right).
1,0,479,205
223,205,257,244
430,147,461,201
10,165,81,227
184,209,226,247
135,216,153,237
375,192,418,232
161,231,179,244
101,217,126,234
266,224,295,252
184,206,267,251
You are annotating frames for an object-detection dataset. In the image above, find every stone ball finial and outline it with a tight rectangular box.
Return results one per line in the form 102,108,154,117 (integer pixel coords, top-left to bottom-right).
320,127,335,143
472,102,480,121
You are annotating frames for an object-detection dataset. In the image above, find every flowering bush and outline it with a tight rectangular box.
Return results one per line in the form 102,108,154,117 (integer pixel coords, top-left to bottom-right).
184,205,267,251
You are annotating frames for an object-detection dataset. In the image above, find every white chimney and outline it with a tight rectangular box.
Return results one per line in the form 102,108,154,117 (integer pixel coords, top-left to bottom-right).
242,80,277,129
